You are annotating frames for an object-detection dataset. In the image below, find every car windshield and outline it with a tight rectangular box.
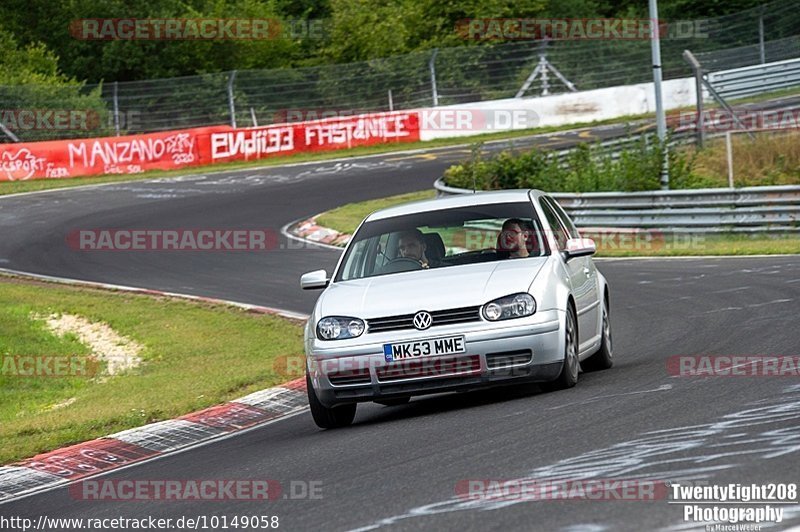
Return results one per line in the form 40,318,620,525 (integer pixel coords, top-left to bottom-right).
335,201,548,282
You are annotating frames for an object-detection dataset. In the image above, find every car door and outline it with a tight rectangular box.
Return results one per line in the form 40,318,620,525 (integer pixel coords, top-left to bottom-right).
539,197,599,351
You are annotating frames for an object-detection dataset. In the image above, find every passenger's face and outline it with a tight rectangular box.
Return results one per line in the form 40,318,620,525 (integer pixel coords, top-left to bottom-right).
398,237,424,260
500,224,527,251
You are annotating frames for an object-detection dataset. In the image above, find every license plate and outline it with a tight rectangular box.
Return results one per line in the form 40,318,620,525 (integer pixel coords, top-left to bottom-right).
383,335,466,362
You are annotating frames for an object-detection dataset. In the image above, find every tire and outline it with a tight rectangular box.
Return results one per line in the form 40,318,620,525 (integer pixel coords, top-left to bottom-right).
583,298,613,372
543,305,579,391
306,373,357,429
375,397,411,407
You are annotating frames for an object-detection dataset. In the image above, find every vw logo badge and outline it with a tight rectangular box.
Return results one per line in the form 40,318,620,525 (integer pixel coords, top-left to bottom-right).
413,311,433,330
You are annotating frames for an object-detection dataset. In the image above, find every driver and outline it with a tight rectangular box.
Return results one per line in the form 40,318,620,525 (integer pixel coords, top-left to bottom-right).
397,229,435,268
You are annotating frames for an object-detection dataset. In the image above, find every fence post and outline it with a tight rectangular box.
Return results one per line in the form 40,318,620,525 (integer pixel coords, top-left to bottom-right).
228,70,238,129
683,50,705,148
758,8,766,64
726,131,734,188
388,89,394,111
649,0,669,189
429,49,439,107
113,81,120,136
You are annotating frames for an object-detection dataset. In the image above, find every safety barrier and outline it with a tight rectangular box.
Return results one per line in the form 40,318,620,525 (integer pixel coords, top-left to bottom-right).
433,179,800,233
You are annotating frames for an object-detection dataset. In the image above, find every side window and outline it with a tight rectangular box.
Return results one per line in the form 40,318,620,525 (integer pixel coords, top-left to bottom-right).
539,199,569,251
544,196,580,239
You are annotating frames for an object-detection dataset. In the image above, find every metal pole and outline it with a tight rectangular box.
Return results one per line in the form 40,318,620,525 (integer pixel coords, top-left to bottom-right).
649,0,669,189
113,81,120,136
250,107,258,127
227,70,237,129
758,9,766,64
540,55,549,96
0,122,20,143
429,49,439,107
388,89,394,112
683,50,705,148
725,131,734,187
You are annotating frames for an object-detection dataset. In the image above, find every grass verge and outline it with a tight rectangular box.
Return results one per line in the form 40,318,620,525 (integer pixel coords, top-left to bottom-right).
0,275,304,464
316,190,436,234
309,191,800,256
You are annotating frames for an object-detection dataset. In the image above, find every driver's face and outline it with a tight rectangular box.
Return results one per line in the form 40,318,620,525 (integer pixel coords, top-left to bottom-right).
398,237,424,260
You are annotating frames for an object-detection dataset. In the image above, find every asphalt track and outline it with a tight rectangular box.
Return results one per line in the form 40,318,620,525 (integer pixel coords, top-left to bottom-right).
1,109,800,531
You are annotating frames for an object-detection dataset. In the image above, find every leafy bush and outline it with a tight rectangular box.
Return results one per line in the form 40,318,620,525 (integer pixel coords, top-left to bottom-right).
444,135,697,192
444,130,800,192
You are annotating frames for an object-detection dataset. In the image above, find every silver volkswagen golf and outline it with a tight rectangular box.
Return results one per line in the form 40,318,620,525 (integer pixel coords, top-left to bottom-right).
300,190,612,428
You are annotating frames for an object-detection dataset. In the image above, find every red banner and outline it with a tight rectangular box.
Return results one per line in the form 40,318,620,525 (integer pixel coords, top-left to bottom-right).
0,112,420,181
205,111,420,163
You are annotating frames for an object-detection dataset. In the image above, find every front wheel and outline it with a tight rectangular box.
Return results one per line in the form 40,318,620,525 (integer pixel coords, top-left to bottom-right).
542,306,579,392
307,373,357,429
583,299,613,372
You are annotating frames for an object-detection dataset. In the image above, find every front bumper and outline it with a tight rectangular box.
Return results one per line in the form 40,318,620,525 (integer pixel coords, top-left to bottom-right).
307,310,564,407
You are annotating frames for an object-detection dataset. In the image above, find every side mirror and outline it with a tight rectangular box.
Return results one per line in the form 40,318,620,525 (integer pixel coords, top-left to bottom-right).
300,269,329,290
563,238,596,261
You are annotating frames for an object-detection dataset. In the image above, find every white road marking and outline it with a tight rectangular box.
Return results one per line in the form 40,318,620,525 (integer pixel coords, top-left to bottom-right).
711,286,751,294
548,384,673,410
348,385,800,531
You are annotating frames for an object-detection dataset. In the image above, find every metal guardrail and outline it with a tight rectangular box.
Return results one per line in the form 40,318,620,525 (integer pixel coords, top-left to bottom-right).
707,58,800,101
505,129,695,167
433,180,800,233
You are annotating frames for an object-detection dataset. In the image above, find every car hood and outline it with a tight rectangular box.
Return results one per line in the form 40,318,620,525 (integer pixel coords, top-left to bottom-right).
319,258,548,318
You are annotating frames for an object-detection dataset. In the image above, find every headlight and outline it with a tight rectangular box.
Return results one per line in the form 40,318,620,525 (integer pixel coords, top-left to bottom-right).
482,293,536,321
316,316,365,340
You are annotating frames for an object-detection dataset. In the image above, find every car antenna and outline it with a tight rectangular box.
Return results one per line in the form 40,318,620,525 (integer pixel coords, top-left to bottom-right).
470,143,481,194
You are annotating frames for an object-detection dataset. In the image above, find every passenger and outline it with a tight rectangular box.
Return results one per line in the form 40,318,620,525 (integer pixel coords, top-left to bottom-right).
497,218,532,259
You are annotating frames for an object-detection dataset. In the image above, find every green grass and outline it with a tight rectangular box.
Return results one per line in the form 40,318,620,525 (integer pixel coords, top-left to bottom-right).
592,233,800,257
310,191,800,256
316,190,436,234
0,276,305,464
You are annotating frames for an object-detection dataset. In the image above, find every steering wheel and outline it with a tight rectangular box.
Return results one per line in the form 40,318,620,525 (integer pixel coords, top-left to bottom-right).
380,257,424,273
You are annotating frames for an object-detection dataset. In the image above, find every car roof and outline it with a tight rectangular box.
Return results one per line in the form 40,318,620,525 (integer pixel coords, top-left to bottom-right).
366,189,546,221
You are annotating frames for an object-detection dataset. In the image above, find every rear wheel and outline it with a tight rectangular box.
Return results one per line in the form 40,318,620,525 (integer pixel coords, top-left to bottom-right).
306,373,356,429
543,306,579,391
583,299,613,372
375,397,411,407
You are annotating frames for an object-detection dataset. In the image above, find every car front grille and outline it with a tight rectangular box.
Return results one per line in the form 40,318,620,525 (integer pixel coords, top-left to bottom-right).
376,354,481,382
367,306,481,333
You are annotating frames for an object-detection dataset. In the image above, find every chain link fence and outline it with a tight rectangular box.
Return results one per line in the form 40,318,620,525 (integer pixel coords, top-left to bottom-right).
2,0,800,143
